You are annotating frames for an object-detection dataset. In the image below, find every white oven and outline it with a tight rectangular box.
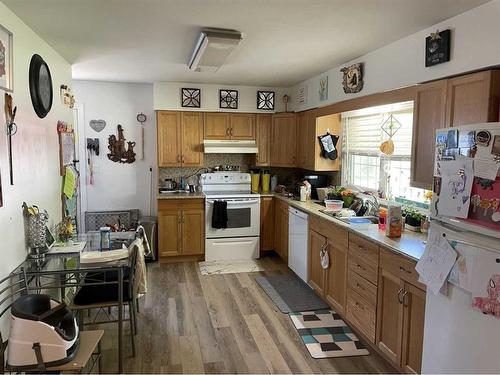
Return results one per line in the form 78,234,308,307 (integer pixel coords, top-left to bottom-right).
205,197,260,238
201,172,261,261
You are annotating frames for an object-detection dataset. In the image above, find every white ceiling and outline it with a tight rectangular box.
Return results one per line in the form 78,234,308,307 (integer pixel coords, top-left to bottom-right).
4,0,490,86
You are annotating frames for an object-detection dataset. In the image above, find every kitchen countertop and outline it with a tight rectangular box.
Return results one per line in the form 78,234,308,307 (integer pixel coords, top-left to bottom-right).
157,192,205,200
272,194,427,261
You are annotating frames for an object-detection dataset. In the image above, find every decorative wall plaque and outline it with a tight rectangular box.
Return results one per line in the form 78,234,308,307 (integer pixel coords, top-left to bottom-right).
181,88,201,108
425,29,451,67
340,63,363,94
219,89,238,109
107,125,136,164
257,91,275,110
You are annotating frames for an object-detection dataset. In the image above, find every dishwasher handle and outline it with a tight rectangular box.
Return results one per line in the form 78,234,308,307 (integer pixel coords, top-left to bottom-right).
288,207,309,221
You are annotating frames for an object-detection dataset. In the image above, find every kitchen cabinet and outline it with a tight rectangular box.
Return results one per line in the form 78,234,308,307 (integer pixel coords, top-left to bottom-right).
158,199,204,260
204,113,230,139
270,113,297,167
230,113,256,140
411,80,447,190
255,114,271,166
157,111,203,167
296,111,341,171
308,215,348,314
204,112,256,140
260,197,275,252
445,70,500,127
376,247,426,373
274,199,289,261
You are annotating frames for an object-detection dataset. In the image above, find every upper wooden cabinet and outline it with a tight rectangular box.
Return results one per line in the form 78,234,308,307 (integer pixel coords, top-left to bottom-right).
157,111,203,168
411,80,447,190
270,113,297,167
255,114,272,166
296,111,341,171
204,112,256,140
446,70,500,127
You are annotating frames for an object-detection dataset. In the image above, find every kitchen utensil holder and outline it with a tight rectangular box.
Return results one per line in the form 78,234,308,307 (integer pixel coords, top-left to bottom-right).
23,203,49,257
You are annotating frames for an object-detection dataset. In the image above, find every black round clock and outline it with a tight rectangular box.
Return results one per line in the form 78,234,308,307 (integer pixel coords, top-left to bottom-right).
29,54,53,119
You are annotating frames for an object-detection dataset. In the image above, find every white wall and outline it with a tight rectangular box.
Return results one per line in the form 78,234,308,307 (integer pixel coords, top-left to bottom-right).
0,2,73,277
291,0,500,112
154,82,290,113
73,81,156,221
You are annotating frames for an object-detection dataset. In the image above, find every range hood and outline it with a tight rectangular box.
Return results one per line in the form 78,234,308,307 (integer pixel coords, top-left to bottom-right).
203,140,258,154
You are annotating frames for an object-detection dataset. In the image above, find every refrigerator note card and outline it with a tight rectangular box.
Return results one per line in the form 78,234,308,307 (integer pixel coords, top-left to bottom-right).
416,230,457,295
469,247,500,319
436,157,474,218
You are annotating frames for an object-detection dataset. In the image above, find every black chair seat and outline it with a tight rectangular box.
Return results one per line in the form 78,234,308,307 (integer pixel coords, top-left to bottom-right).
73,269,132,306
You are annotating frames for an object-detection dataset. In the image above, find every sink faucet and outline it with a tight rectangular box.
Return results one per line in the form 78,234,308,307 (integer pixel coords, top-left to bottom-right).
364,194,380,216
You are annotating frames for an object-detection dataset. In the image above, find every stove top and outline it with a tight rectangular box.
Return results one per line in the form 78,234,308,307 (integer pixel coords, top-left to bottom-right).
204,190,260,199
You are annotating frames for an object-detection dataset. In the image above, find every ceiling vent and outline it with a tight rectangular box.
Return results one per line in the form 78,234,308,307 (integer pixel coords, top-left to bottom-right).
188,28,242,72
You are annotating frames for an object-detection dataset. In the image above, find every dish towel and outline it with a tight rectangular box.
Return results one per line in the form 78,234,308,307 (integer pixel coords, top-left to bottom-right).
211,200,228,229
128,238,148,298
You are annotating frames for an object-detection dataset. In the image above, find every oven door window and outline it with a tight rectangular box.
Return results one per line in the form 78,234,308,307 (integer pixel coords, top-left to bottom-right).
226,207,251,228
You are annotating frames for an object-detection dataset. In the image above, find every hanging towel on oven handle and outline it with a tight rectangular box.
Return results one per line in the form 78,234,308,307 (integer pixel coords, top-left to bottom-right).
211,200,228,229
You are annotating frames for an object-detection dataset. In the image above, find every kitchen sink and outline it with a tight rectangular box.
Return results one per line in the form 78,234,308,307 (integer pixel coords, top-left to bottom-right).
319,209,379,225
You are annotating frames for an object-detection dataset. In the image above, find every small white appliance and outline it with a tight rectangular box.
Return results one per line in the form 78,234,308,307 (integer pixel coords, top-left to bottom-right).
203,140,258,153
422,122,500,373
201,172,260,260
7,294,79,370
288,207,309,282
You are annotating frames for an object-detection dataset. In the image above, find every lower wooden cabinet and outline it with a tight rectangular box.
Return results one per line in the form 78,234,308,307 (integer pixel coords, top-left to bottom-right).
274,199,289,261
308,217,348,315
158,199,204,259
260,197,275,252
376,250,426,374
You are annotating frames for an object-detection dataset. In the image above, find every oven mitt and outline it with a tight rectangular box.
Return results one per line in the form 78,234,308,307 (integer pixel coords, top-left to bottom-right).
318,134,339,160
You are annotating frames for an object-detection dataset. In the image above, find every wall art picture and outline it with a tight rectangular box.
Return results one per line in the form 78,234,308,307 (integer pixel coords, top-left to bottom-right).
297,86,308,105
181,87,201,108
319,76,328,101
257,90,275,110
0,24,13,92
340,63,363,94
425,29,451,67
108,124,136,164
219,89,238,109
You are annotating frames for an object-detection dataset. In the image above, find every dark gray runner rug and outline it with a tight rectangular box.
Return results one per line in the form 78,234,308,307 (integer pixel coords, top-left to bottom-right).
255,273,329,313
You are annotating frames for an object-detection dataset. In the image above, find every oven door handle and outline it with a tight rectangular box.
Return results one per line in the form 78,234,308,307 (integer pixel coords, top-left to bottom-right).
206,199,260,205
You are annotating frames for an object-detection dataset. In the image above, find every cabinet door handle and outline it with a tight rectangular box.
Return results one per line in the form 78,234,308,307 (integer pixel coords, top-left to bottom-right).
402,291,409,306
177,155,181,162
182,214,185,223
399,266,411,274
397,288,404,304
182,155,185,163
178,215,182,224
230,128,234,136
226,128,230,136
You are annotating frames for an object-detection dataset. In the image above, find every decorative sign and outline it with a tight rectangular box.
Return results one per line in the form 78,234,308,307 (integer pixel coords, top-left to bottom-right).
257,91,275,110
181,88,201,108
297,86,308,105
319,76,328,101
340,63,363,94
425,29,451,67
89,119,106,132
0,23,13,92
219,89,238,109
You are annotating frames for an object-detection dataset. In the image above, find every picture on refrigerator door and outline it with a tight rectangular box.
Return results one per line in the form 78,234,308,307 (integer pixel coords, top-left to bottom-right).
472,275,500,318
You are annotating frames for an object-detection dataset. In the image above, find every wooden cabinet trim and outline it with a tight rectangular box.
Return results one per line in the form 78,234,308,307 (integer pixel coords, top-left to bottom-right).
380,247,425,290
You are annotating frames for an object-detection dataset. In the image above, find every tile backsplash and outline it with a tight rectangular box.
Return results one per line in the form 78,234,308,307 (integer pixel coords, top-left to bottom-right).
159,154,252,185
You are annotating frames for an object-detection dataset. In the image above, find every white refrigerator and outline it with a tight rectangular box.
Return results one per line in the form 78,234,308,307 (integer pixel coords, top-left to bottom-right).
422,123,500,373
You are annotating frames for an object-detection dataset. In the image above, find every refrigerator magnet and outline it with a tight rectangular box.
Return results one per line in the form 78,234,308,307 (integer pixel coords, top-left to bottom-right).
476,130,492,146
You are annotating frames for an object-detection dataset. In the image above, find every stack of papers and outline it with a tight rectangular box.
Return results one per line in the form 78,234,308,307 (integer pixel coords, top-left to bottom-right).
80,249,129,264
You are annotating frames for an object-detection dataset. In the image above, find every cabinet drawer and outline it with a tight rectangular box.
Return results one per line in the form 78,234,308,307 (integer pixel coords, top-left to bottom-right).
346,289,376,343
310,215,348,248
380,247,425,289
348,271,377,307
158,198,204,211
348,254,378,285
349,233,379,265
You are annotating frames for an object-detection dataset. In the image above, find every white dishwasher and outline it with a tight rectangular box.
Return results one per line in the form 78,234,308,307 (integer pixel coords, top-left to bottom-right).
288,207,309,283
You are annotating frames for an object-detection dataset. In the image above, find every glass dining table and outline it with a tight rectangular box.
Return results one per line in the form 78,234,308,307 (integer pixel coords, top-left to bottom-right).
12,231,136,374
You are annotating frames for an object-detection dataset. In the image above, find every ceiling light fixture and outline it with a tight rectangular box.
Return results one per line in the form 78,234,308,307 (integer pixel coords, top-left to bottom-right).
188,28,242,72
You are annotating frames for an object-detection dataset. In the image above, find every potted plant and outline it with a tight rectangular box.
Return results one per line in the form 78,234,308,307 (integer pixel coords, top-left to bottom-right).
403,206,425,232
340,189,356,208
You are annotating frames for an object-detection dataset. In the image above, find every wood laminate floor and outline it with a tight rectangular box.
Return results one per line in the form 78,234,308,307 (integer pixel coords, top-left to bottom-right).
97,255,397,374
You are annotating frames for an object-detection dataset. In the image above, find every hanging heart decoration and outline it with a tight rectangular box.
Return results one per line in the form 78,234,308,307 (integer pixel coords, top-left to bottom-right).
89,119,106,132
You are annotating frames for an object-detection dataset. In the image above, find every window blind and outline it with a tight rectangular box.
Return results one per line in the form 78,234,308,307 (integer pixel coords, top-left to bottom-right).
342,101,414,157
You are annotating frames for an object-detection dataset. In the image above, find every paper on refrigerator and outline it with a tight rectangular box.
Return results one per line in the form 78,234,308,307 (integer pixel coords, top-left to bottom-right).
416,230,457,295
436,156,474,218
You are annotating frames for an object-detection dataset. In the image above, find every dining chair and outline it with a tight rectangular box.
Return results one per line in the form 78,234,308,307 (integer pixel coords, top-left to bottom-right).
0,270,104,374
70,244,139,357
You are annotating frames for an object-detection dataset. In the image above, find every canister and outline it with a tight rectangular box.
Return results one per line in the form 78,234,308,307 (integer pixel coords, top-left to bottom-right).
261,170,270,193
250,169,260,192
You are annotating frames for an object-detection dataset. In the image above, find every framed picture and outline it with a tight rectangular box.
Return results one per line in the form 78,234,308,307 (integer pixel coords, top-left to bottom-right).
257,90,275,110
319,76,328,101
181,88,201,108
425,29,451,67
340,63,363,94
297,86,307,105
0,24,13,92
219,89,238,109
